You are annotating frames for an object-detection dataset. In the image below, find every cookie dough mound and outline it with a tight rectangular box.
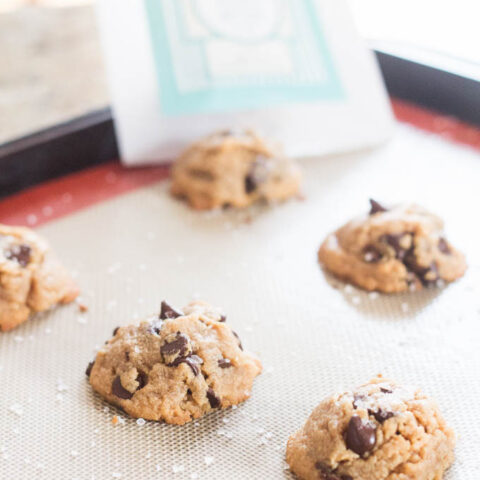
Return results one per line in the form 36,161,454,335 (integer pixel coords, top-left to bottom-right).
87,300,262,425
170,130,301,210
318,199,466,293
286,376,455,480
0,224,79,331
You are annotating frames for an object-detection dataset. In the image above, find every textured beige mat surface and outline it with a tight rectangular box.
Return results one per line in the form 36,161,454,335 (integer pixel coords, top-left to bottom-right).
1,124,479,479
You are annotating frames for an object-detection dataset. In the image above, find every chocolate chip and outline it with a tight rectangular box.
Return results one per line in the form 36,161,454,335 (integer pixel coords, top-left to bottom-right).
112,376,134,400
218,358,232,368
161,332,191,362
345,415,376,456
125,351,130,362
150,319,163,335
232,331,243,351
438,237,451,254
369,199,388,215
169,354,203,376
112,327,120,336
404,253,439,286
380,387,393,394
219,314,227,322
135,371,147,390
363,245,382,263
381,233,411,260
85,361,94,377
371,408,394,423
314,463,344,480
159,301,183,320
245,175,257,194
245,156,268,194
206,388,221,408
5,244,31,267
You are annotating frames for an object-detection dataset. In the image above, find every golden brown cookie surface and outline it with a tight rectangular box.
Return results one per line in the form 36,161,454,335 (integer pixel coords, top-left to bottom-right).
0,224,79,331
88,300,262,425
319,200,466,293
286,376,455,480
170,130,301,210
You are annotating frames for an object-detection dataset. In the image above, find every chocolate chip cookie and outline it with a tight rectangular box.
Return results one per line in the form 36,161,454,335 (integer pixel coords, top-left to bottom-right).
286,376,455,480
318,199,466,293
87,300,262,425
0,224,79,331
170,130,301,210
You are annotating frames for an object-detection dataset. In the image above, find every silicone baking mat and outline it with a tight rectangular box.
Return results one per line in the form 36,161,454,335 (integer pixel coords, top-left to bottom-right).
1,101,479,480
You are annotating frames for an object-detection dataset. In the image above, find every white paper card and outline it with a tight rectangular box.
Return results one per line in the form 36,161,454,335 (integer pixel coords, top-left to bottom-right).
96,0,394,165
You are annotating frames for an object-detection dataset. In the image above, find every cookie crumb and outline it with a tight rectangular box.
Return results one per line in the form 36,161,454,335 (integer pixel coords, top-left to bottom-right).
112,415,119,426
78,303,89,313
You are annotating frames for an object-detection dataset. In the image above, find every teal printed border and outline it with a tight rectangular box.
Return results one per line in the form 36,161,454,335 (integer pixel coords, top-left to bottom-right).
144,0,344,115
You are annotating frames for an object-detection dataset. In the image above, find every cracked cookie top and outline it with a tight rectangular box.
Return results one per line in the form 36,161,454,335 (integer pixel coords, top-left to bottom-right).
170,130,301,210
286,376,455,480
87,300,262,425
318,199,466,293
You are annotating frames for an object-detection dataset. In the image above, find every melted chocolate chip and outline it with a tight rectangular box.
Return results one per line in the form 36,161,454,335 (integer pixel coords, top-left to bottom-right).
112,376,134,400
404,253,439,286
363,245,382,263
112,327,120,336
85,361,94,377
218,358,232,368
232,331,243,351
125,351,130,362
219,314,227,322
378,232,440,287
5,244,31,267
159,301,183,320
371,408,394,423
438,237,451,254
169,354,203,375
369,199,388,215
381,233,410,260
206,388,221,408
136,371,148,390
345,416,376,456
160,332,190,359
